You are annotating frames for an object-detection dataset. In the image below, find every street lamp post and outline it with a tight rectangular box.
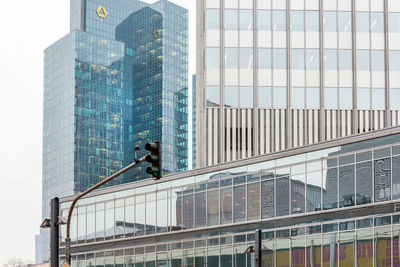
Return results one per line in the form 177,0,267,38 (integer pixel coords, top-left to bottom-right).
64,155,147,264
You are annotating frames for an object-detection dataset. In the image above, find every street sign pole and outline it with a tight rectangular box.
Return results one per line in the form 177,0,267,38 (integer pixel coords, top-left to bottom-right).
50,197,59,267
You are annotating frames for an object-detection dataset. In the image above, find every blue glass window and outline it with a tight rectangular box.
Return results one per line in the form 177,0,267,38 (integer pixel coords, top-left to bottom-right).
258,10,271,30
306,49,319,69
306,87,320,109
240,87,253,108
356,12,369,32
225,48,238,68
273,10,286,31
273,49,286,69
291,49,304,69
273,87,287,108
324,50,337,70
291,87,305,109
225,10,238,30
258,48,271,69
240,10,253,30
291,11,304,31
372,88,385,110
371,50,384,70
240,48,253,69
371,13,384,32
325,87,338,109
206,86,220,107
206,48,220,68
390,89,400,110
338,50,352,70
259,87,272,108
357,50,370,70
206,9,220,29
357,88,371,109
338,12,352,32
339,87,353,109
389,13,400,32
225,86,238,107
323,11,337,32
389,51,400,71
306,11,319,31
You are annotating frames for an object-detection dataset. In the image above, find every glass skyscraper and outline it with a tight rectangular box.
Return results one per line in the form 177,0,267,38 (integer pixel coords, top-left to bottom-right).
196,0,400,167
37,0,188,263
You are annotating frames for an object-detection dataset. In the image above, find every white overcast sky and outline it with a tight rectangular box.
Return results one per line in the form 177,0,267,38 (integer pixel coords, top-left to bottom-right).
0,0,195,263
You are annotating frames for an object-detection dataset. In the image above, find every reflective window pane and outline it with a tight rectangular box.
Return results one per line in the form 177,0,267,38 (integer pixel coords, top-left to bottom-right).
389,50,400,71
291,49,305,69
324,49,338,70
240,48,253,69
273,87,287,108
261,180,274,218
225,48,238,68
247,183,260,220
258,10,271,30
324,11,337,31
233,185,246,222
306,49,319,70
206,86,220,107
371,12,384,32
206,48,220,68
357,88,371,109
338,11,352,32
276,177,290,216
206,9,220,29
259,87,272,108
291,87,305,109
291,11,304,31
291,174,306,214
339,49,352,70
357,50,370,70
339,164,355,207
356,161,372,205
195,192,207,227
306,11,319,31
220,187,232,224
207,190,219,226
240,10,253,30
239,86,254,108
339,87,353,109
371,50,384,70
356,12,369,32
390,89,400,110
225,86,238,107
374,158,391,202
273,10,286,31
306,87,320,109
307,171,322,212
225,9,238,30
325,87,338,109
389,12,400,32
323,168,338,210
258,48,271,69
273,48,286,69
372,88,385,110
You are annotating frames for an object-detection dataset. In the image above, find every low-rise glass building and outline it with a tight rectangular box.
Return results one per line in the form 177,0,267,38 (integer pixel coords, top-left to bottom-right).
60,126,400,266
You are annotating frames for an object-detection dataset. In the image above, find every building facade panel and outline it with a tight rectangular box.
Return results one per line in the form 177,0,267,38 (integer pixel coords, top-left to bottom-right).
197,0,400,168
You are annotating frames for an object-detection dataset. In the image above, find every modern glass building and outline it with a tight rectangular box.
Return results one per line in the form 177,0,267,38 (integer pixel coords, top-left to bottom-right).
59,126,400,266
196,0,400,167
38,0,188,263
193,74,197,170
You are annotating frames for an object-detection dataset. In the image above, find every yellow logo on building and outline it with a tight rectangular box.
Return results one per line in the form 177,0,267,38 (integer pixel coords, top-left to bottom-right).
97,6,108,18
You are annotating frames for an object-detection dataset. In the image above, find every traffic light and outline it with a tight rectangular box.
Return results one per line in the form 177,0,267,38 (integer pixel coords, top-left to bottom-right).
145,141,161,179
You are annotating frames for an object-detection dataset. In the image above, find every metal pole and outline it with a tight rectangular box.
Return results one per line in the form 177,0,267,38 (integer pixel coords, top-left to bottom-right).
254,229,262,267
50,197,59,267
65,155,147,264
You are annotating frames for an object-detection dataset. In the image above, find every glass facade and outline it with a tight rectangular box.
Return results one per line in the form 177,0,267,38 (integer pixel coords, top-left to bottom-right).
199,0,400,167
60,127,400,266
40,0,188,263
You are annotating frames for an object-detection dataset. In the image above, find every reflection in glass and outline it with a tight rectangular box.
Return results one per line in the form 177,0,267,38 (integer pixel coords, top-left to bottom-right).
306,87,320,109
240,48,253,69
115,206,124,238
357,88,370,110
306,49,319,69
291,174,306,214
291,235,305,266
291,49,305,69
78,213,86,242
324,49,337,70
371,12,384,32
206,48,220,69
307,171,322,212
96,209,104,240
146,201,156,235
87,211,95,242
356,162,372,205
225,48,238,68
393,156,400,199
233,185,246,222
157,198,168,233
391,89,400,110
389,51,400,71
338,11,352,32
220,187,233,224
195,192,207,227
324,11,337,31
247,183,260,220
170,195,181,231
325,87,338,109
183,194,194,229
323,168,338,210
207,190,219,226
356,12,369,32
357,229,373,267
273,48,286,69
261,180,275,218
273,87,287,109
339,50,352,70
258,48,271,69
291,11,304,31
339,87,353,109
372,88,385,110
276,177,289,216
339,231,355,267
206,86,220,107
376,227,392,267
125,204,134,236
389,13,400,33
291,87,305,109
374,158,391,202
240,87,253,108
276,233,290,266
322,233,338,267
339,164,355,207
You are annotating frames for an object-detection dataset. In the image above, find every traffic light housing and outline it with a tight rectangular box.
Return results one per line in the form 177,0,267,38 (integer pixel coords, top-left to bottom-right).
145,141,161,179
